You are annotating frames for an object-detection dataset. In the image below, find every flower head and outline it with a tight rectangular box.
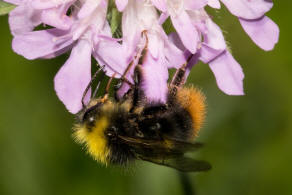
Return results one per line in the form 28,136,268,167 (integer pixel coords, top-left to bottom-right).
3,0,279,113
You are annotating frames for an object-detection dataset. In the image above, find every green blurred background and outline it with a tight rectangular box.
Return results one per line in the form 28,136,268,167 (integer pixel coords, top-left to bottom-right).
0,2,291,195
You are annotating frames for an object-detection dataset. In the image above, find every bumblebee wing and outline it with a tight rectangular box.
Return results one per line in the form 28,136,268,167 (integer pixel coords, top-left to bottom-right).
118,135,211,172
139,155,212,172
118,135,203,153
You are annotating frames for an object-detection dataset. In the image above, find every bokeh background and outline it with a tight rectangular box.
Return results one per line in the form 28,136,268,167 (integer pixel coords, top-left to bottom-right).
0,2,291,195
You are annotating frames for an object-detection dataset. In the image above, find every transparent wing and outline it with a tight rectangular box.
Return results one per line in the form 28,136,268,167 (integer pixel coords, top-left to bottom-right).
118,135,203,154
139,155,212,172
117,135,211,172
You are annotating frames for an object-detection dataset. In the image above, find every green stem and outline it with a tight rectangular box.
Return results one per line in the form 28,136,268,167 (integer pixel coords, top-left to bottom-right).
179,172,195,195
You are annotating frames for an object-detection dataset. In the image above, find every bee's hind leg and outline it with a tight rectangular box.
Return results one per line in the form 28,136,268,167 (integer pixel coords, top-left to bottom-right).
130,65,146,111
168,55,195,106
169,63,187,99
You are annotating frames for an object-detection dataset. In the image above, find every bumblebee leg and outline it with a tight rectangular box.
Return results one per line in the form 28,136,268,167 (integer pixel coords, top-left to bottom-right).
170,63,187,88
114,31,149,101
169,54,194,97
81,65,105,108
131,65,145,110
169,63,187,99
131,31,149,107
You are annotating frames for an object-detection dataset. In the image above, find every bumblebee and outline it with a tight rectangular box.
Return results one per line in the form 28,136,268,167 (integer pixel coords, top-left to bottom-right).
73,36,211,172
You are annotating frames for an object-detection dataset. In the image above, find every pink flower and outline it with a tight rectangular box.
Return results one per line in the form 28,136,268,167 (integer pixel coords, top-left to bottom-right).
116,0,186,102
8,0,126,113
3,0,279,114
155,0,279,95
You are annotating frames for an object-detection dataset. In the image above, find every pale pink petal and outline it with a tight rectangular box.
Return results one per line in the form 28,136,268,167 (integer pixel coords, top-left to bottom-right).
171,10,199,53
54,40,92,114
117,83,131,99
73,1,107,41
239,16,279,51
41,6,73,30
151,0,167,12
168,32,185,51
115,0,128,11
158,12,169,25
8,5,41,35
94,40,128,77
184,0,208,10
204,19,226,50
199,44,224,63
3,0,22,5
185,52,199,77
12,29,73,59
78,0,101,19
208,0,220,9
32,0,74,9
148,33,161,59
209,51,244,95
221,0,273,20
122,3,141,62
141,54,168,103
164,37,187,69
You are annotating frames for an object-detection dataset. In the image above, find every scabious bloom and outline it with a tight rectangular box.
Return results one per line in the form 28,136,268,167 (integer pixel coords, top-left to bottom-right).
6,0,128,113
3,0,279,113
153,0,279,95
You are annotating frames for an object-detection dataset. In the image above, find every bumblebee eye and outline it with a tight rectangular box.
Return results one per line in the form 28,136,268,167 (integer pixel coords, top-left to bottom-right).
108,126,118,133
135,130,144,138
107,132,114,137
82,103,102,124
150,122,161,131
106,126,118,139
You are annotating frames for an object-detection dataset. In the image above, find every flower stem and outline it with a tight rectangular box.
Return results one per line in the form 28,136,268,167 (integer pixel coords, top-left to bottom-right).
179,172,195,195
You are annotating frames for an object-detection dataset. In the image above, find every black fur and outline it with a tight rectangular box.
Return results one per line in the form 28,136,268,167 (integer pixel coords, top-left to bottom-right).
103,94,194,165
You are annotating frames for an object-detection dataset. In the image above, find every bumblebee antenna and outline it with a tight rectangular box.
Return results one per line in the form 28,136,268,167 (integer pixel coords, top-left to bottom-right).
82,65,105,108
92,73,105,98
103,72,117,99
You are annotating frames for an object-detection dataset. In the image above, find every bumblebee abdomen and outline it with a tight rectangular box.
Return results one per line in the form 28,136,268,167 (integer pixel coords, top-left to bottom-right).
176,87,206,137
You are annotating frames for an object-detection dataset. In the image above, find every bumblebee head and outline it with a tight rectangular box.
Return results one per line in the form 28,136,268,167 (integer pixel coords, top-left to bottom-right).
73,98,115,164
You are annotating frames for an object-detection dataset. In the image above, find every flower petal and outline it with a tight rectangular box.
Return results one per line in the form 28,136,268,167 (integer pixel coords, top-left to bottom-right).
122,2,141,61
140,54,168,103
94,39,128,77
164,36,187,69
148,32,161,59
199,44,224,63
184,0,208,10
185,52,199,77
221,0,273,20
151,0,167,12
32,0,74,9
171,10,199,53
239,16,279,51
209,51,244,95
12,28,73,59
41,6,73,30
115,0,128,11
78,0,102,19
117,83,131,99
204,19,226,50
54,40,92,114
8,5,41,36
208,0,220,9
3,0,22,5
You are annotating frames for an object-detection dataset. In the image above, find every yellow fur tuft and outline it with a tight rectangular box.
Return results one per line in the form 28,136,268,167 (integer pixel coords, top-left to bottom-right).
176,86,206,137
73,117,110,165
